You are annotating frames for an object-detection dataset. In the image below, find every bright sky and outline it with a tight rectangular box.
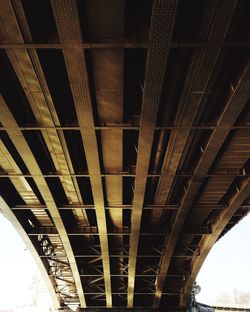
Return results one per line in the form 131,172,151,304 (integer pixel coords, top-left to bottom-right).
0,210,250,310
196,212,250,306
0,212,52,311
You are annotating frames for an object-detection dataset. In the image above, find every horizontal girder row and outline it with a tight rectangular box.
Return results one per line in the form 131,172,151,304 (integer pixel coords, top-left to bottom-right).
50,271,189,277
0,41,250,49
26,224,212,235
1,125,250,130
1,173,249,178
39,256,197,260
14,204,245,210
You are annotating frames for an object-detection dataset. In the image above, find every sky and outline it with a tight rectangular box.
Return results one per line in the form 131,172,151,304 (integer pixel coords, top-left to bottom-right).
196,212,250,306
0,210,250,310
0,212,52,311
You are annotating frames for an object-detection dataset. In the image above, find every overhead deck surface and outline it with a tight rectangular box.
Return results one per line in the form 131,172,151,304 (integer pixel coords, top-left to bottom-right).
0,0,250,309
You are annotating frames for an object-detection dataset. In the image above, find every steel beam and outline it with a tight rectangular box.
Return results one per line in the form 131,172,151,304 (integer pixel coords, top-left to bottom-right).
0,138,52,226
1,125,250,131
1,0,89,227
11,203,230,210
151,0,237,226
0,97,86,307
86,0,125,287
0,41,250,50
51,0,112,306
28,225,211,236
2,173,250,178
154,62,250,305
152,0,238,305
127,0,177,307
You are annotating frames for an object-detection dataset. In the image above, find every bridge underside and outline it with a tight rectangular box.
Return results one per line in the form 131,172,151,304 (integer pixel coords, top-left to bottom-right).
0,0,250,310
